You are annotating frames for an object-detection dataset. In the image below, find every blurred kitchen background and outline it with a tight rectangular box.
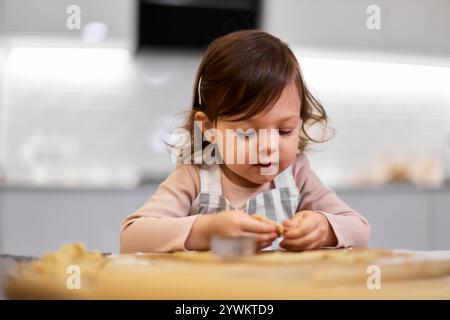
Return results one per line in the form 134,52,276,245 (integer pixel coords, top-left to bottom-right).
0,0,449,256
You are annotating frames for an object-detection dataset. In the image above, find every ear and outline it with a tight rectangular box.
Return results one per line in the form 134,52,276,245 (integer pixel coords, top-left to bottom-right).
194,111,217,144
194,111,213,131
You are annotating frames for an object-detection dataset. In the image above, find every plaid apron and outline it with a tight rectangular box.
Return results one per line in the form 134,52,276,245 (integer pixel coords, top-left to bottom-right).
189,165,302,250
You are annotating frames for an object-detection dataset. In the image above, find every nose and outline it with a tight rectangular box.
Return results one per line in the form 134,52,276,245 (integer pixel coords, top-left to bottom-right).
258,129,279,159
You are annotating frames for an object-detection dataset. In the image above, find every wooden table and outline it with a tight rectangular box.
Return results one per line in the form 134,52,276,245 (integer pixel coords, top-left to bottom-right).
4,244,450,299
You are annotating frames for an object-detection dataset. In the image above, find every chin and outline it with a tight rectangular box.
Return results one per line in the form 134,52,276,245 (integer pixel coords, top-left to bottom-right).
247,171,278,184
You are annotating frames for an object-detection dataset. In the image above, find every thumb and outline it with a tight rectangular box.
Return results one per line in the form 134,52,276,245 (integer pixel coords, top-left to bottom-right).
282,219,295,228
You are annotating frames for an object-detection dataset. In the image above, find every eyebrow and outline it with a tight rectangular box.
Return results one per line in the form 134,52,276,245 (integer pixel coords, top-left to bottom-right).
276,114,299,122
227,113,299,125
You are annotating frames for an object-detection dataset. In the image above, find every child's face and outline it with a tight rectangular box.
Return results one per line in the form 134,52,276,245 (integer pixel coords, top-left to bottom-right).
215,82,301,187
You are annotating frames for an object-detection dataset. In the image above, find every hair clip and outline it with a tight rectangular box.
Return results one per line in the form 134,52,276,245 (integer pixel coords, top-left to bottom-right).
197,75,203,106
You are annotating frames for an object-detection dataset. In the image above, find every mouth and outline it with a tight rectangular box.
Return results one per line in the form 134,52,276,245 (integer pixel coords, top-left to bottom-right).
253,162,272,168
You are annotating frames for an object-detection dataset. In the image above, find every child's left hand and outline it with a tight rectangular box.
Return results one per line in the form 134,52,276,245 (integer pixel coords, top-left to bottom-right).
279,210,337,251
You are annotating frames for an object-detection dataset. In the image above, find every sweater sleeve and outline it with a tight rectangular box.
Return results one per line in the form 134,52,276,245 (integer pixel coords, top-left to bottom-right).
293,154,371,248
120,164,201,253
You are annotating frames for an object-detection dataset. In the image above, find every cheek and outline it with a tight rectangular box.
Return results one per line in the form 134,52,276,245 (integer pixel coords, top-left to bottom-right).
217,134,255,164
216,133,237,163
213,126,229,158
279,134,299,160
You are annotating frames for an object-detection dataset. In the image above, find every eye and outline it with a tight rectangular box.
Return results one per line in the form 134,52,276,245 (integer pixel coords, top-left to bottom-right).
279,130,294,136
235,130,257,138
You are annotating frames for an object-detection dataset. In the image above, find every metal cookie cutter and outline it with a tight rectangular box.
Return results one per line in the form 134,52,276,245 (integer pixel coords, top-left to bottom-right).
211,235,256,261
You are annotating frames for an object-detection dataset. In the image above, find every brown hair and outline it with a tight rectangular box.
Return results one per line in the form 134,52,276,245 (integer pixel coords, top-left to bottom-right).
181,29,331,156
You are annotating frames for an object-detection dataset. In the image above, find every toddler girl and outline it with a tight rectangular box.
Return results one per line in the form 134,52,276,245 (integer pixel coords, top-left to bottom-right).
120,30,371,253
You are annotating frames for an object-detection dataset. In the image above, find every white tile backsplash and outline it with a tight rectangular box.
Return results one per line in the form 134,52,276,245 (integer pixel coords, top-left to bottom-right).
1,49,450,188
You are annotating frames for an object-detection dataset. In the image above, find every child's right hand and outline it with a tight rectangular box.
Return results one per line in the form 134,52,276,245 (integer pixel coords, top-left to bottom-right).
209,211,279,250
185,211,278,250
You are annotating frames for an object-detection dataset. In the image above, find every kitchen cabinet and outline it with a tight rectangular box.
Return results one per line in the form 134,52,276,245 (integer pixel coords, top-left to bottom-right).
338,189,432,250
434,193,450,250
262,0,450,56
0,186,156,256
3,0,135,49
0,1,4,35
0,185,449,256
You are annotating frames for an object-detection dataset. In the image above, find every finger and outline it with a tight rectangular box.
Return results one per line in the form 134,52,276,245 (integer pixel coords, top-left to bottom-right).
284,211,309,229
282,239,322,252
240,217,276,233
257,240,274,250
257,234,278,245
284,217,317,239
283,212,305,230
284,228,321,247
286,213,304,226
280,229,321,250
282,219,294,228
240,231,278,243
304,239,323,251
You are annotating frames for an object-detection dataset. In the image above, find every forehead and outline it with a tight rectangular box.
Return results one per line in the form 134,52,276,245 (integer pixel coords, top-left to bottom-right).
248,82,301,123
218,81,301,126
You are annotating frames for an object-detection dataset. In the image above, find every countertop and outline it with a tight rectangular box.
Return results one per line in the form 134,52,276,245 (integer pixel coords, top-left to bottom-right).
0,255,35,300
2,249,450,299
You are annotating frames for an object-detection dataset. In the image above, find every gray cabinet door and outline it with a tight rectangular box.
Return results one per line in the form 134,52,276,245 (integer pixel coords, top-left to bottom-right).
0,186,156,256
4,0,134,44
434,193,450,250
262,0,450,56
1,187,444,256
337,191,431,250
